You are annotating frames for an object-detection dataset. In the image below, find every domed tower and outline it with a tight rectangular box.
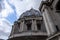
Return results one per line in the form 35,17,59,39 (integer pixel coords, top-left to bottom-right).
8,8,48,40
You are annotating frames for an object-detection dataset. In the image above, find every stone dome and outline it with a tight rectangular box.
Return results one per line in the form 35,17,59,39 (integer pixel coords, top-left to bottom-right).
20,8,42,18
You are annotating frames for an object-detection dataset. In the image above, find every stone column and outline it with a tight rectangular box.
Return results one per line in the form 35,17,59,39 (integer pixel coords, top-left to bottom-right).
43,8,57,36
32,19,37,31
24,24,27,31
23,20,27,31
34,20,37,31
20,21,25,32
15,23,19,33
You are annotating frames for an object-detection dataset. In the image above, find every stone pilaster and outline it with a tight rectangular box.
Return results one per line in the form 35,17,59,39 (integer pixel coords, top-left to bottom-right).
43,11,51,35
43,7,57,36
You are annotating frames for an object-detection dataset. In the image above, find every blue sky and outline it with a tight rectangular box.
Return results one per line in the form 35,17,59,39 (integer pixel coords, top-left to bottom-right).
0,0,42,39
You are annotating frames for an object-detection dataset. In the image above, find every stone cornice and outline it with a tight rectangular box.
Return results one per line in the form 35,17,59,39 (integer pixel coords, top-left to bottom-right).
39,0,54,11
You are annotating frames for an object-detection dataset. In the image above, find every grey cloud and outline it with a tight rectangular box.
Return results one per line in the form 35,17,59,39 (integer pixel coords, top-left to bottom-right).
0,30,9,36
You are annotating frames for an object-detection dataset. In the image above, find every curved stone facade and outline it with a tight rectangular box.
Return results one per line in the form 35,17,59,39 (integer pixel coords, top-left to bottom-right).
8,9,47,40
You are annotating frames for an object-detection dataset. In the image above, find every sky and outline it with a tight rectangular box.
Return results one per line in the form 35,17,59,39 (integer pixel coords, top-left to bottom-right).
0,0,42,39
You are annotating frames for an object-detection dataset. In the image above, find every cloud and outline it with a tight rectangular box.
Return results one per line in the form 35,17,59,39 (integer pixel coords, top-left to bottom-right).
0,0,16,39
0,30,10,39
0,18,12,33
0,18,12,39
0,0,14,18
9,0,42,19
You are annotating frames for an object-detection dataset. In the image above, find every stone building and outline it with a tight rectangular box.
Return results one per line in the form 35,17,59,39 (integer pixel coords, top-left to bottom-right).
39,0,60,40
8,0,60,40
8,9,48,40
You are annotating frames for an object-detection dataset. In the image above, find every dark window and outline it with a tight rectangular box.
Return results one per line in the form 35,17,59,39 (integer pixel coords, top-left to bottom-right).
25,20,32,31
56,0,60,12
37,23,41,30
17,23,20,32
55,25,59,31
36,20,41,30
18,23,20,28
26,24,31,30
25,20,31,24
